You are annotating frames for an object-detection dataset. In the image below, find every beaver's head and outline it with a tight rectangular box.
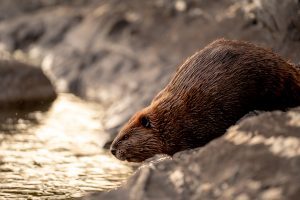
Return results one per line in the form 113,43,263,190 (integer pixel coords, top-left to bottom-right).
110,90,195,162
109,105,165,162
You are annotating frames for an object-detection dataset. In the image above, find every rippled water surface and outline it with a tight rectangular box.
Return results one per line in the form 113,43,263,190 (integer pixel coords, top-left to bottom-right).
0,94,133,199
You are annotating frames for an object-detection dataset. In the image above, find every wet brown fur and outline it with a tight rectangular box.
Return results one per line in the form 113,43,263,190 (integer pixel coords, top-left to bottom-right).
111,39,300,162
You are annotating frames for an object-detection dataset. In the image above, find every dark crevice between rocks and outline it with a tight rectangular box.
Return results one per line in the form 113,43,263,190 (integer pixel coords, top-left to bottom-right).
108,18,130,37
10,21,45,50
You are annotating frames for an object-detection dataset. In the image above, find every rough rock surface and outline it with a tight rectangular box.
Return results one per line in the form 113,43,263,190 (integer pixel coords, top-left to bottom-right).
0,0,299,141
85,107,300,200
0,58,57,109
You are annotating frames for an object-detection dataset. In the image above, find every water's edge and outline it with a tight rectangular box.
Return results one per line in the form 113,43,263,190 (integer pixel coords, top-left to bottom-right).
0,94,133,199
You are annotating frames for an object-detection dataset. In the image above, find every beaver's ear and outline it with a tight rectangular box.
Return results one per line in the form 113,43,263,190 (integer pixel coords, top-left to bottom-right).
140,116,151,128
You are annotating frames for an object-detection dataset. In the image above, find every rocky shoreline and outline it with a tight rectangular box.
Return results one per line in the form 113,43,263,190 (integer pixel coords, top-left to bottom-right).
0,0,300,199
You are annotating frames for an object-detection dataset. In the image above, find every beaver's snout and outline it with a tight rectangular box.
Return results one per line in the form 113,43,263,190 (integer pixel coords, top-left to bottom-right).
110,146,117,156
110,128,164,162
110,140,120,157
110,136,128,161
110,143,126,161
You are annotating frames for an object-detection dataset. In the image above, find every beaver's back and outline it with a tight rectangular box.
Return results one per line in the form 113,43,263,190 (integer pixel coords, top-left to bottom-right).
166,39,300,112
153,39,300,149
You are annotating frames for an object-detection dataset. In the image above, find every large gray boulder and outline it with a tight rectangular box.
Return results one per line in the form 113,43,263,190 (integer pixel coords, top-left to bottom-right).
84,107,300,200
0,59,57,109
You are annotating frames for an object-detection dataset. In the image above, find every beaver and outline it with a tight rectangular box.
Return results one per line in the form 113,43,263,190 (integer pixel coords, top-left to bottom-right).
110,39,300,162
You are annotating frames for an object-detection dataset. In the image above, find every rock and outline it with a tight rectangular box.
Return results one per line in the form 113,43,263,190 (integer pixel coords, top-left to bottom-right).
0,58,57,109
243,0,300,62
84,107,300,200
0,0,95,21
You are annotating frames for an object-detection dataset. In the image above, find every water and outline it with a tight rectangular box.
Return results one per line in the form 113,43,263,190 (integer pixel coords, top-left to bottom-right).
0,94,133,199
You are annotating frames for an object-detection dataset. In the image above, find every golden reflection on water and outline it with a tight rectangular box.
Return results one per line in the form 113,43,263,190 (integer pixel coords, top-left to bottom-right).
0,94,133,199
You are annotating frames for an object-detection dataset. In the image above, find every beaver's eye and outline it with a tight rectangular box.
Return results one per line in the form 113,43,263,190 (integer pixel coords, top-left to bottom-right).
140,116,151,128
123,135,129,140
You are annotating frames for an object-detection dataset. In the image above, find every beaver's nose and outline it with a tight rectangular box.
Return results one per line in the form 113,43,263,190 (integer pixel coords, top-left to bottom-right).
110,146,117,156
